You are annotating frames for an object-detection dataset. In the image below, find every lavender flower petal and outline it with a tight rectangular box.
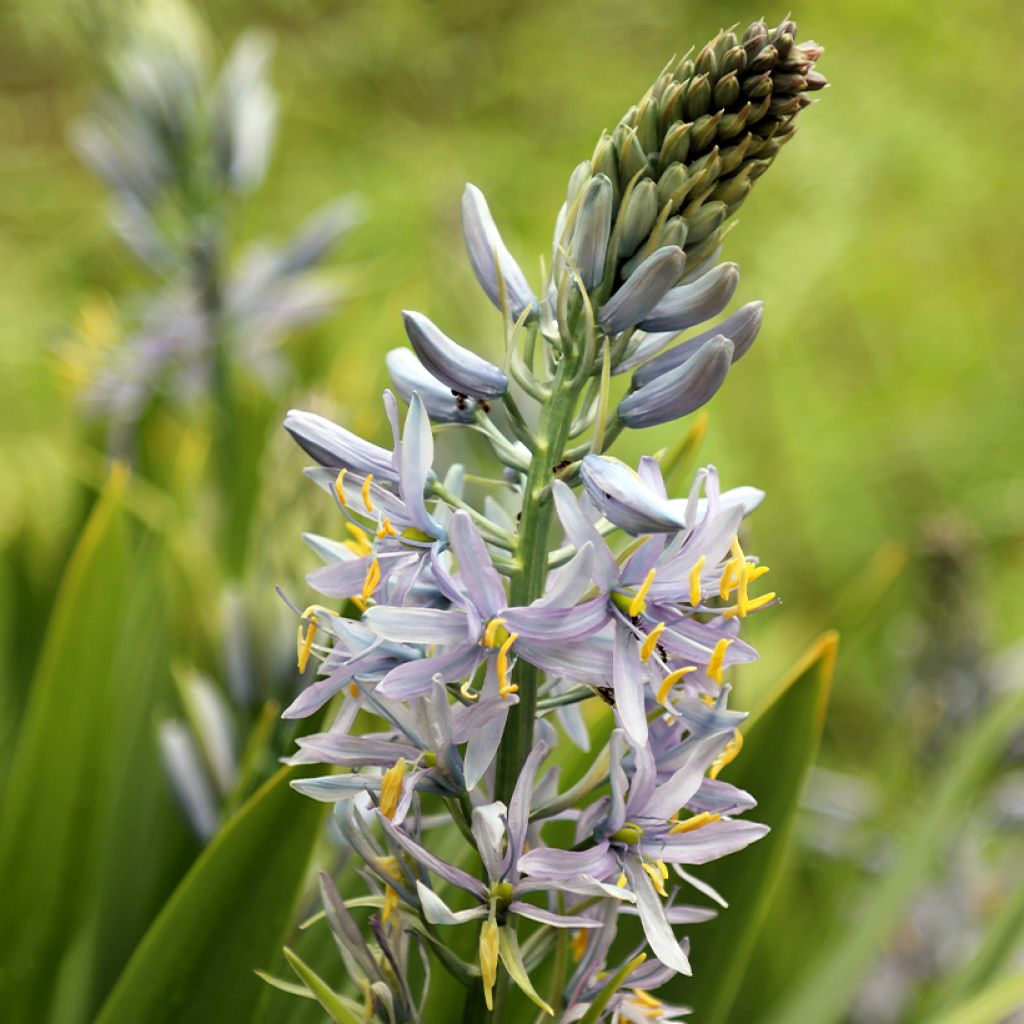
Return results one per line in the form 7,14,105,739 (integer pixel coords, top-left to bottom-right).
402,310,508,400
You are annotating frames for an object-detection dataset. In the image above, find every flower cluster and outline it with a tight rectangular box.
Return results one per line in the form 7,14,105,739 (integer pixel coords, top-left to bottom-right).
70,0,359,445
280,18,823,1021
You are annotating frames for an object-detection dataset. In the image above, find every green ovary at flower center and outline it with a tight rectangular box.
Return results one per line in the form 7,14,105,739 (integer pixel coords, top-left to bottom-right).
610,822,645,845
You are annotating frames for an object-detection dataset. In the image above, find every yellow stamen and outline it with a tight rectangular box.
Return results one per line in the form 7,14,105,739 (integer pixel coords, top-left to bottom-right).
707,638,732,685
701,692,715,706
571,928,589,963
376,855,402,882
296,604,334,673
379,757,407,820
631,989,663,1009
639,622,666,663
348,682,359,698
334,468,348,507
669,811,721,834
376,517,397,539
361,473,375,512
382,885,399,923
479,919,500,1011
642,861,667,897
616,871,628,888
719,557,742,599
483,617,508,649
460,679,479,702
657,858,668,880
497,632,520,697
656,666,697,704
723,591,777,619
628,568,657,617
748,565,771,583
689,555,706,606
343,523,373,558
709,730,743,779
731,536,744,560
361,557,381,604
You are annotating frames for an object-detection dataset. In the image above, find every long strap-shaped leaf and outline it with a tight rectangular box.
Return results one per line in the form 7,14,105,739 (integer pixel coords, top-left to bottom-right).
921,973,1024,1024
671,631,838,1023
765,685,1024,1024
95,764,325,1024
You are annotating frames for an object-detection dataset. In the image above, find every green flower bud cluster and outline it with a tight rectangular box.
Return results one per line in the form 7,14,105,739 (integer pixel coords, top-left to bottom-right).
564,18,826,290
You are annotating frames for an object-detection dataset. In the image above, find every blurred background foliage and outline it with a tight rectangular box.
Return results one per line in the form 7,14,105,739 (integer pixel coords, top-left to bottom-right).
1,0,1023,1021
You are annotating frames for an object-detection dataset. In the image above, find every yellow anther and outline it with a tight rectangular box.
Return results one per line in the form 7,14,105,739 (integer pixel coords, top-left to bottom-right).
656,666,697,704
348,682,359,698
723,592,777,619
669,811,721,835
616,871,628,888
701,692,715,706
628,568,658,618
709,730,743,779
497,632,520,697
657,858,668,880
639,622,666,663
748,565,771,583
379,757,407,820
484,617,508,649
361,557,381,604
376,517,397,539
571,928,589,963
631,989,663,1009
642,860,668,897
376,855,402,882
731,536,744,560
479,918,500,1011
719,557,742,599
334,468,348,507
460,679,479,702
689,555,706,606
361,473,375,513
382,885,399,923
343,523,373,557
296,604,334,673
707,638,732,685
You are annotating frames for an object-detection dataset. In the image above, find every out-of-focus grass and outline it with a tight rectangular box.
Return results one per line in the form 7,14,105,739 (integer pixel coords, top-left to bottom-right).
2,0,1023,1016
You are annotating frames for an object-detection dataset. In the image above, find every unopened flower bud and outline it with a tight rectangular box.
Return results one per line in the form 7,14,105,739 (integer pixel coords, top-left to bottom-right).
402,310,508,400
570,174,613,288
637,261,738,333
598,246,686,334
617,178,659,258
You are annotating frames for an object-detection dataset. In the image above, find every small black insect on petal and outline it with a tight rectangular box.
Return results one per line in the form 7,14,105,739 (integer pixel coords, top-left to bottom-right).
552,459,572,475
595,685,616,708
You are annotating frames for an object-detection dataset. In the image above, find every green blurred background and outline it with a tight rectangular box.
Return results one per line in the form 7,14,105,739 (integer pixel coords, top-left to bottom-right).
2,0,1023,1020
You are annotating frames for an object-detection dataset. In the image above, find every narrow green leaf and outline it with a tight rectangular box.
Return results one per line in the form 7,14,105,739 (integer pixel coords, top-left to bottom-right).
766,686,1024,1024
254,971,317,1000
922,973,1024,1024
94,765,326,1024
577,953,648,1024
0,467,195,1023
283,947,361,1024
675,631,838,1024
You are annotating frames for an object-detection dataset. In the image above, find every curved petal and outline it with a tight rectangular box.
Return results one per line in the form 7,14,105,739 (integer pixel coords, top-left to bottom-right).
402,310,508,399
386,347,476,423
623,858,692,976
579,455,687,535
598,246,686,334
284,409,398,482
636,262,739,333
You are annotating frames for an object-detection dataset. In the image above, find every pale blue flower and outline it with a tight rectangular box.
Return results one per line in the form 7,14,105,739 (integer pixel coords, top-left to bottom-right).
598,246,686,334
401,310,508,399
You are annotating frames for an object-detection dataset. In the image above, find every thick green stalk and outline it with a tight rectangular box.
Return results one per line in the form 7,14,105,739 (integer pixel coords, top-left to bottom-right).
494,368,579,804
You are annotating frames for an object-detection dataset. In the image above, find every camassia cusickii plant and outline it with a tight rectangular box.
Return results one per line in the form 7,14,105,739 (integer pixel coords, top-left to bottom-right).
276,18,826,1022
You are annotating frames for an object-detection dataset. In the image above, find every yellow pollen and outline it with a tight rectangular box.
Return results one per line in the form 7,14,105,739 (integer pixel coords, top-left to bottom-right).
361,557,381,604
639,622,666,663
379,757,407,820
484,617,508,648
376,855,402,883
479,919,500,1011
748,565,771,583
723,591,777,619
709,730,743,779
361,473,375,512
707,638,732,685
460,679,479,702
334,468,348,507
657,858,668,880
571,928,589,963
642,861,668,897
631,989,663,1009
376,517,397,539
656,666,697,704
348,682,359,698
701,692,715,706
616,871,628,888
382,884,399,923
497,632,520,697
689,555,706,606
628,568,657,617
669,811,721,834
343,523,373,558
